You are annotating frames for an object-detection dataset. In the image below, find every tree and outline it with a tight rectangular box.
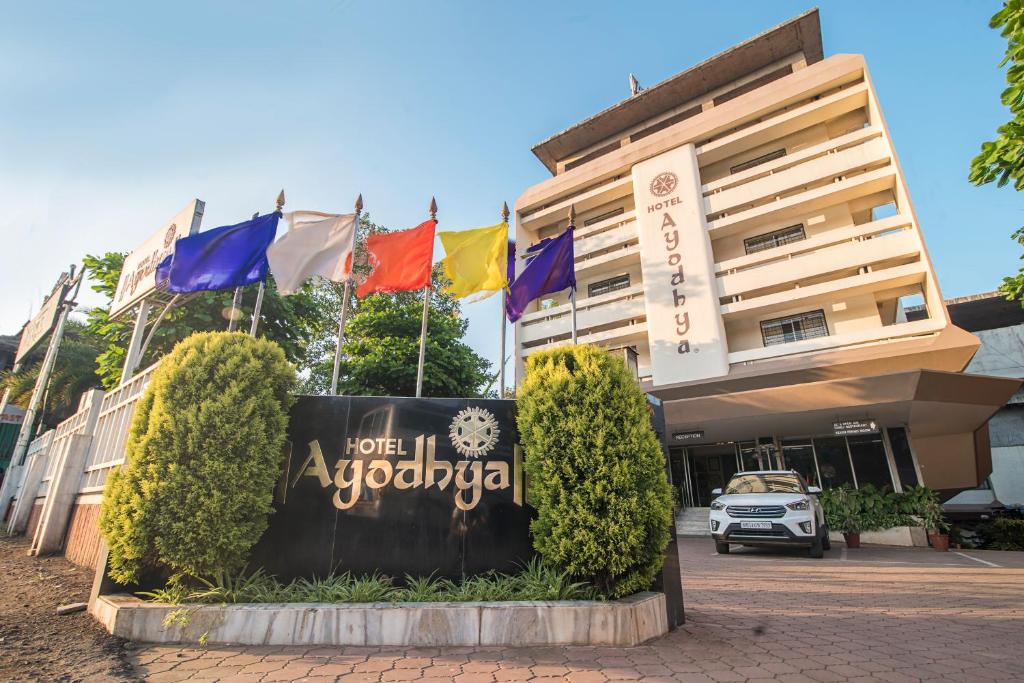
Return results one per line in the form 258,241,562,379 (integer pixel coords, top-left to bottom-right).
83,252,329,389
516,344,673,598
98,332,295,584
303,215,492,398
0,320,105,430
970,2,1024,300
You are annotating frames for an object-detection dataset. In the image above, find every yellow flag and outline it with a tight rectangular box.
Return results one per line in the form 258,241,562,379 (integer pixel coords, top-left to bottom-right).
438,222,509,300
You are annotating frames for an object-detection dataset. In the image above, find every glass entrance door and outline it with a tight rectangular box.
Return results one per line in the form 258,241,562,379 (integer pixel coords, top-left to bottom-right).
686,444,739,507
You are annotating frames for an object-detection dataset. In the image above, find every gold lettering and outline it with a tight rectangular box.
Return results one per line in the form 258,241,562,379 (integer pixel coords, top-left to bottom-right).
332,459,364,509
366,459,393,489
345,438,359,455
423,435,452,490
483,461,509,490
394,442,424,489
454,461,483,511
290,440,331,489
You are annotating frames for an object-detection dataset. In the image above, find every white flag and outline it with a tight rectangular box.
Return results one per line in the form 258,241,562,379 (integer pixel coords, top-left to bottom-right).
268,211,358,295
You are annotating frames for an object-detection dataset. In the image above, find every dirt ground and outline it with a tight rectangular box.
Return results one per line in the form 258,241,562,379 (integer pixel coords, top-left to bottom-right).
0,534,136,682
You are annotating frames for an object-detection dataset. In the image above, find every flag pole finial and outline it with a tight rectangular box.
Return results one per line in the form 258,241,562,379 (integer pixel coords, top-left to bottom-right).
355,193,363,213
501,201,510,223
568,203,576,228
276,189,286,213
429,196,438,220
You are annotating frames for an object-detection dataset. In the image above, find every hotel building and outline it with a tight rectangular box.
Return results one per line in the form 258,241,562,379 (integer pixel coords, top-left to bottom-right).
512,10,1020,508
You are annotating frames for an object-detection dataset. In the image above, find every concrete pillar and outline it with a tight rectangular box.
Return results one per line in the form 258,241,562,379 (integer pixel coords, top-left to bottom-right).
31,434,93,555
30,389,104,555
7,449,47,534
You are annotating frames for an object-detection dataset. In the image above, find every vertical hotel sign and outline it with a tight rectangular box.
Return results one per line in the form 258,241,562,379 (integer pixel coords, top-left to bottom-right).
631,144,729,385
109,199,205,319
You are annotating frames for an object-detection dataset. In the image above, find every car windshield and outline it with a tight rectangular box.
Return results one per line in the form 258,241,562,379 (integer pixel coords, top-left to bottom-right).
725,473,805,494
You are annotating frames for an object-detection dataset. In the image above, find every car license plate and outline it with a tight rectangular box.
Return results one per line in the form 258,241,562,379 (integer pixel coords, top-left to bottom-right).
740,521,772,530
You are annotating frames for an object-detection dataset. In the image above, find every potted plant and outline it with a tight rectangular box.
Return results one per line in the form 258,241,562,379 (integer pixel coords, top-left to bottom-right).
920,498,951,552
822,486,863,548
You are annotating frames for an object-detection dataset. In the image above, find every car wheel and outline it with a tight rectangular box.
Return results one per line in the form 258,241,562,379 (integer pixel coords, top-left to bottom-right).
808,534,824,558
715,541,730,554
822,526,832,551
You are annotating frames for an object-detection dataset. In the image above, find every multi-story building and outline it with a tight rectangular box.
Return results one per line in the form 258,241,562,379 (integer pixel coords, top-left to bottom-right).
512,10,1019,508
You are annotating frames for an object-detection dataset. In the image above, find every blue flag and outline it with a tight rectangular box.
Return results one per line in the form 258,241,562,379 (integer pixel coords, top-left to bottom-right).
156,213,279,294
507,240,516,285
505,228,575,322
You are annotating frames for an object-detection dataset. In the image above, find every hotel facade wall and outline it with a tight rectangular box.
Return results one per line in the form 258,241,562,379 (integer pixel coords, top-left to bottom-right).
515,54,947,385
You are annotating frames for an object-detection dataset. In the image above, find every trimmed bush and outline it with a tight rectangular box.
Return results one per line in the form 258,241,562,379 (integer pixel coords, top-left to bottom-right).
99,332,296,584
517,344,673,598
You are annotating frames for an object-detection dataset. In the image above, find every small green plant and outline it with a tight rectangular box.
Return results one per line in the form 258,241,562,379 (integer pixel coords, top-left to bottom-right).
517,345,673,599
99,332,297,585
820,486,864,534
139,559,597,605
980,517,1024,550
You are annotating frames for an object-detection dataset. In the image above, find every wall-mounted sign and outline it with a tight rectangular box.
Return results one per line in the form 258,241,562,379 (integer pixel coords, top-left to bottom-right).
110,199,205,319
833,419,879,436
15,273,70,365
672,430,705,443
632,144,729,386
248,396,533,581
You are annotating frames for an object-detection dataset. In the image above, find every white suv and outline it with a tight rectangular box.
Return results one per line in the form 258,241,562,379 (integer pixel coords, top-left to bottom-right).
709,470,830,558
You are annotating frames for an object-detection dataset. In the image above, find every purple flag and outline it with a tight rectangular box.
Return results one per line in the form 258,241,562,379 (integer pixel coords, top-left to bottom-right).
507,240,516,284
505,228,575,322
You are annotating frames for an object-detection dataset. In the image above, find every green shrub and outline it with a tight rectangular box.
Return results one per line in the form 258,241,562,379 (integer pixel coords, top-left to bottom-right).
980,517,1024,550
99,332,296,584
516,345,673,599
820,484,945,534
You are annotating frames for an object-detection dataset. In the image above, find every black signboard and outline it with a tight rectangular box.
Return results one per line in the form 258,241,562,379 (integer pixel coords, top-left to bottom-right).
671,430,704,443
248,396,534,581
833,419,879,436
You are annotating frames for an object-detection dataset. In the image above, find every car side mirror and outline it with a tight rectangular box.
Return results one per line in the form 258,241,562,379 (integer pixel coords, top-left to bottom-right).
807,486,822,494
711,488,722,496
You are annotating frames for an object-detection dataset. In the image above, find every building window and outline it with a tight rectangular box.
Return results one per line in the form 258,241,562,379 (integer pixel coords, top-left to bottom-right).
583,207,625,227
886,427,919,488
760,310,828,347
847,433,893,489
812,437,856,489
729,148,786,174
743,224,806,255
781,438,819,488
588,274,630,298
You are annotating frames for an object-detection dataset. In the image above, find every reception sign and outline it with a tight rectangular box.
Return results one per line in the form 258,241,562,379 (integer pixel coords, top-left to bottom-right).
248,396,533,581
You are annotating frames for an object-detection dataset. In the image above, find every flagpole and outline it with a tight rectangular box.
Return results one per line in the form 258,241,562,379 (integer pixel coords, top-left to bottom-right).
250,190,285,337
415,197,437,398
226,209,261,332
499,201,510,398
568,204,578,344
331,193,361,395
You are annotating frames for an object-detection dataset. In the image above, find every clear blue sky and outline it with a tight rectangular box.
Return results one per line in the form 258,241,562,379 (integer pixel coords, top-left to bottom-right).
1,1,1020,376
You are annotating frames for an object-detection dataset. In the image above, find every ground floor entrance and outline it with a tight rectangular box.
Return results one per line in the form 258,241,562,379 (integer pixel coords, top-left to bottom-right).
669,427,922,509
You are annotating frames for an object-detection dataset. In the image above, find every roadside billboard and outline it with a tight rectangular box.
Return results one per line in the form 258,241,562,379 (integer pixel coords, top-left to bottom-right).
15,273,70,364
110,199,205,319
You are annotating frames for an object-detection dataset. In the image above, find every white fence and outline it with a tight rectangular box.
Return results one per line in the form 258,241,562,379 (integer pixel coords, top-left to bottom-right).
80,365,157,492
5,362,159,559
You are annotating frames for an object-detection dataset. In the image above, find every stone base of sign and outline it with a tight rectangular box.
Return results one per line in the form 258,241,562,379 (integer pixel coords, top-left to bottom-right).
91,592,668,647
829,526,929,547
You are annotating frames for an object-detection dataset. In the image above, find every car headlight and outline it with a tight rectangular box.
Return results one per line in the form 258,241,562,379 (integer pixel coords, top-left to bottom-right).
710,501,725,511
786,498,810,511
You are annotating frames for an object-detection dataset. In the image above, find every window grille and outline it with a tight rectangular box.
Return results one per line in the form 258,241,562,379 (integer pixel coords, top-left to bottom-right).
583,207,625,227
760,309,828,346
743,224,806,254
730,148,786,174
588,274,630,298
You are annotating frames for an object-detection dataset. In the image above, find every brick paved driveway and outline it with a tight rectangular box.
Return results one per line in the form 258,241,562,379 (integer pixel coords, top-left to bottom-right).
131,539,1024,682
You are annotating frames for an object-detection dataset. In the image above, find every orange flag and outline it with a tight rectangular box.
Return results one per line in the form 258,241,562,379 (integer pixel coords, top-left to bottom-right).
357,219,437,297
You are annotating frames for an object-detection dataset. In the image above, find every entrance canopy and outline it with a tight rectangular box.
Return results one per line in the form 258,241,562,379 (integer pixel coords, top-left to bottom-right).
659,369,1020,491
